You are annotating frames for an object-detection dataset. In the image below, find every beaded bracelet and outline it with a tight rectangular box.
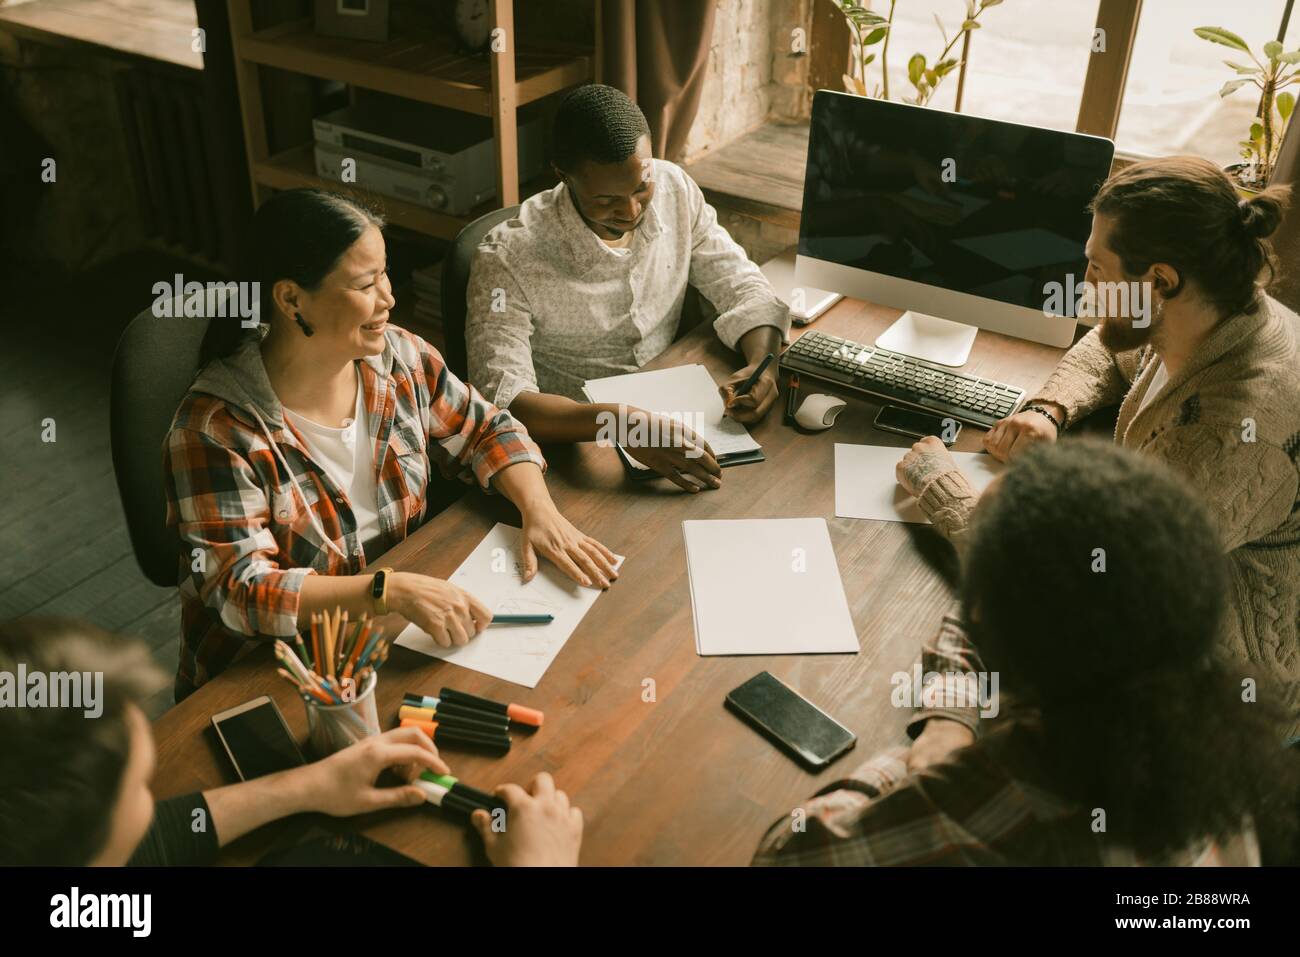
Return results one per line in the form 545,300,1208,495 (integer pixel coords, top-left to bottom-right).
1023,405,1063,434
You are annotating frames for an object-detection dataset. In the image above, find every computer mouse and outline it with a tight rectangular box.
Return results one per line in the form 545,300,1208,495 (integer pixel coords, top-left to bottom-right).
794,393,847,431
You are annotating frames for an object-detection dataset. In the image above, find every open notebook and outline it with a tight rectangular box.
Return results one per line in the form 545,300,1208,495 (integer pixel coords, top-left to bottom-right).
581,364,764,478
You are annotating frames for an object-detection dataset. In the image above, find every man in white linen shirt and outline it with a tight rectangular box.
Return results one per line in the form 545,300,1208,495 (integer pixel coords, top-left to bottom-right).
466,84,791,493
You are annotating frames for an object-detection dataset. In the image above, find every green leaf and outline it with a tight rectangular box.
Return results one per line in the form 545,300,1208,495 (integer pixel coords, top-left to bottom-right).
1277,91,1296,121
1220,78,1252,96
1265,40,1283,60
934,58,961,77
962,20,982,31
908,53,926,85
1279,51,1300,64
924,69,938,86
1193,26,1251,53
848,9,888,25
863,52,877,67
865,27,887,45
981,0,1004,6
1249,122,1264,141
1225,59,1258,75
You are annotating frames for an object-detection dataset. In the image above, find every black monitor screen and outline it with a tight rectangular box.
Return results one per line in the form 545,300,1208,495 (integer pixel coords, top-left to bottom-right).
799,91,1114,317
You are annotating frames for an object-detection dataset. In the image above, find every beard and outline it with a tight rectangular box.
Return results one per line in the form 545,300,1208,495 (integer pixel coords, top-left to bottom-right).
1097,313,1157,353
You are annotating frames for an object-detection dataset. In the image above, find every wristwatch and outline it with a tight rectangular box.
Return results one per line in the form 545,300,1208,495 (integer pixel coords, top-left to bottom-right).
370,567,395,615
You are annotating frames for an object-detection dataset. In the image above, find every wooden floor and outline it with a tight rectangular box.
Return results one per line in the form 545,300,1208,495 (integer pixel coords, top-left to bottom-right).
0,248,223,718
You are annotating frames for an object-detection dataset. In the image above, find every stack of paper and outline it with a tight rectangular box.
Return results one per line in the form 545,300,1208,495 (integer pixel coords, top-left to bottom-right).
394,523,623,688
833,443,1003,523
682,518,859,656
582,364,763,474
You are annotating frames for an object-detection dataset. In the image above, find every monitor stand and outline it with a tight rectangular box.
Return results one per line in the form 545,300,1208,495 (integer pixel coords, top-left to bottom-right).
874,310,978,367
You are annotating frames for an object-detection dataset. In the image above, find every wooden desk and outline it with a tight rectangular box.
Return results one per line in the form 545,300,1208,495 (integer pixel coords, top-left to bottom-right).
150,298,1069,865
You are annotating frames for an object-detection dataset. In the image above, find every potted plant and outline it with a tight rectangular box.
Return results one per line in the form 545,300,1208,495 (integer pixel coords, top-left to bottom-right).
838,0,1004,109
1194,25,1299,192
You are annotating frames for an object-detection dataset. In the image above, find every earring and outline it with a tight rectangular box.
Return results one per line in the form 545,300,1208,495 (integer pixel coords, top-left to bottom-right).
294,312,315,337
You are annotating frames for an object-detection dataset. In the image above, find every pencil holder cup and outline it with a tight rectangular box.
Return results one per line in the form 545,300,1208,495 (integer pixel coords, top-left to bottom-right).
304,671,380,758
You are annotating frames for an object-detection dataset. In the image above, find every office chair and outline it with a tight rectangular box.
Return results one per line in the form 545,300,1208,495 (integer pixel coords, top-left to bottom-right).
441,203,711,383
110,291,218,587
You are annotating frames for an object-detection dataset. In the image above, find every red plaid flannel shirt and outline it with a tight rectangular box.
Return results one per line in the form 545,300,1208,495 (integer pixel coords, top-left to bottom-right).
163,325,544,699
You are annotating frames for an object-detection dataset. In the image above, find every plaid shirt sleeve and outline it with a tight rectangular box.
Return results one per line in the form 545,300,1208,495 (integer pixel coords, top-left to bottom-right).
905,613,988,739
415,332,545,490
752,747,919,866
164,424,315,639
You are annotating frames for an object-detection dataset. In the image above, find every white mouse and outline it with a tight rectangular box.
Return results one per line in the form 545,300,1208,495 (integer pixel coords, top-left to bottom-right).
794,393,847,431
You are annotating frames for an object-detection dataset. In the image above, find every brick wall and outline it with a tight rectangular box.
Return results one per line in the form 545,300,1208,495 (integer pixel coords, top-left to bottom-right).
680,0,811,263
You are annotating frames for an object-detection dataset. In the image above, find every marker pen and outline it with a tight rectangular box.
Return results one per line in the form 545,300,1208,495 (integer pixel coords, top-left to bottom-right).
400,717,512,752
421,772,506,813
414,779,482,817
397,703,509,734
403,693,528,730
439,687,544,728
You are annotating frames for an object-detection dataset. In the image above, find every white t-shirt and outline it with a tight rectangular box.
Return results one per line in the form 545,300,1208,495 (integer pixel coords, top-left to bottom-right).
283,366,382,555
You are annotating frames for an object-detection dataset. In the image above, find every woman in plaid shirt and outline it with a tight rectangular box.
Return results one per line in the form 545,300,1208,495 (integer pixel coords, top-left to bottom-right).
163,190,617,699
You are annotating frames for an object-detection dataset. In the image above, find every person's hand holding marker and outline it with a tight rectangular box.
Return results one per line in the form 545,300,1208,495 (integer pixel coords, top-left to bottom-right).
303,727,452,816
720,352,778,425
470,772,584,867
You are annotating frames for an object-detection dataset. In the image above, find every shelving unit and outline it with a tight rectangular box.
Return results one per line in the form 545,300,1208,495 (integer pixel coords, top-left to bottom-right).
226,0,594,239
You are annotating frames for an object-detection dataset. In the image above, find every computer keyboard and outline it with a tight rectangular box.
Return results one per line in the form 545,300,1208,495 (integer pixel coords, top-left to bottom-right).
779,331,1025,429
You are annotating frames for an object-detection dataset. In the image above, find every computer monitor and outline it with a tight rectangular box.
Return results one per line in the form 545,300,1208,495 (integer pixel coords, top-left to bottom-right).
796,90,1115,366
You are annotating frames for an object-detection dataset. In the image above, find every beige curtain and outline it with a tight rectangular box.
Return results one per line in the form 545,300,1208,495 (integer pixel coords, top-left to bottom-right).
1270,115,1300,312
597,0,716,163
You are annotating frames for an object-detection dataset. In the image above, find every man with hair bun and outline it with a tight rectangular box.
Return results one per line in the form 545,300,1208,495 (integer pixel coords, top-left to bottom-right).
893,156,1300,744
466,83,790,494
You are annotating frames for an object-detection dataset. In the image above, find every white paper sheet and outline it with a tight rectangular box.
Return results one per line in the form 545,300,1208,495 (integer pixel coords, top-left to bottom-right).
582,364,761,461
395,523,623,688
834,443,1004,524
682,518,859,656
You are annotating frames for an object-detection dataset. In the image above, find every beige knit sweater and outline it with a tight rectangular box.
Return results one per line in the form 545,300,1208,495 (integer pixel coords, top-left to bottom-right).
917,295,1300,740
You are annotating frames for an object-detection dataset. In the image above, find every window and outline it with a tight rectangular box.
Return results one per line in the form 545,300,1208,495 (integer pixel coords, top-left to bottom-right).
1114,0,1297,163
882,0,1100,132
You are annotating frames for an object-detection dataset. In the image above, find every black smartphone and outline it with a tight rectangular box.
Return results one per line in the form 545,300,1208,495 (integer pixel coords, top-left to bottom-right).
210,696,306,781
874,404,961,445
725,671,856,771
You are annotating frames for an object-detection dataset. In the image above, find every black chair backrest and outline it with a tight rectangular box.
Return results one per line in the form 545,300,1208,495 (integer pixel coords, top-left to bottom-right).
441,205,521,381
110,291,224,587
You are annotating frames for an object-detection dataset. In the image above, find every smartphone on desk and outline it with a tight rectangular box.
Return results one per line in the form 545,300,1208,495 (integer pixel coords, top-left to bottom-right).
725,672,856,771
874,404,961,446
211,696,306,781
